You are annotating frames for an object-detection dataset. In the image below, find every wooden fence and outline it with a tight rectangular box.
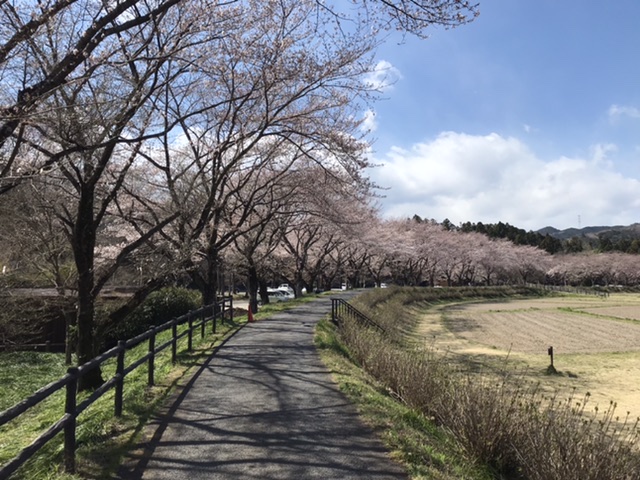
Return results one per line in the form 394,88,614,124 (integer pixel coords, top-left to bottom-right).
0,297,233,480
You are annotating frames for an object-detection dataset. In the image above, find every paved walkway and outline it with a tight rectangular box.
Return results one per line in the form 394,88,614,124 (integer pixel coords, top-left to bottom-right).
119,296,407,480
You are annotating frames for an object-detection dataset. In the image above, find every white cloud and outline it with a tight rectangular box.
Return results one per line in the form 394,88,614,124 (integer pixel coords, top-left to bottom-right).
370,132,640,230
364,60,402,92
608,104,640,121
589,143,617,167
361,109,378,133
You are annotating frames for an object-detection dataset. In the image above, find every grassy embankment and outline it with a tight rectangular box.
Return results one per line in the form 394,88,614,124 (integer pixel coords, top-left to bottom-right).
315,286,640,480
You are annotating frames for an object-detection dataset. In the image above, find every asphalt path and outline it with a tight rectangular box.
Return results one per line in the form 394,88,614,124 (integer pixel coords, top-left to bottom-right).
119,295,407,480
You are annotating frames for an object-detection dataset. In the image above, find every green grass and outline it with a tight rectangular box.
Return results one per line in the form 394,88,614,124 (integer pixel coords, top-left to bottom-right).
0,352,70,411
314,317,492,480
0,314,245,479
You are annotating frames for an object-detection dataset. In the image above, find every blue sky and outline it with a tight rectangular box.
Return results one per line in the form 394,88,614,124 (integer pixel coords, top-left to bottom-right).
366,0,640,231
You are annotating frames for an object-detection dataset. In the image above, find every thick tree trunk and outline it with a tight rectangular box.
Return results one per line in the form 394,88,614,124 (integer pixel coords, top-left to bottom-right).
258,279,269,306
76,283,103,390
202,246,220,306
54,268,66,296
321,273,333,292
294,273,304,298
247,263,259,313
203,267,218,305
307,273,318,293
73,189,104,390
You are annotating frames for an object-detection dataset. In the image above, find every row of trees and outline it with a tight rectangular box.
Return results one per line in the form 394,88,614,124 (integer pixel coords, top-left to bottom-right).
0,0,478,389
229,214,640,294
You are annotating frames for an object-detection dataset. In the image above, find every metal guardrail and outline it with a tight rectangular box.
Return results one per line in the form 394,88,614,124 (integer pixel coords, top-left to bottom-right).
0,296,234,480
330,298,385,334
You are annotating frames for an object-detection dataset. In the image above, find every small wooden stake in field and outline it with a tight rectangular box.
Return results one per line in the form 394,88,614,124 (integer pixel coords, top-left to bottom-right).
547,345,558,374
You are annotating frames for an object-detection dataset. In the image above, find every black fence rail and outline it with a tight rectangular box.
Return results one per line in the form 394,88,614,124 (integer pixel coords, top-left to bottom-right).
331,298,385,334
0,296,233,480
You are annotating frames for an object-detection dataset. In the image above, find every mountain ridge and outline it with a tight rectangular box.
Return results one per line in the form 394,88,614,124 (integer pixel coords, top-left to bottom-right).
537,223,640,240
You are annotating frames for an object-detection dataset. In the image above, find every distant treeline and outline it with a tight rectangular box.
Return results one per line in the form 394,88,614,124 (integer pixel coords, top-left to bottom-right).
412,215,640,255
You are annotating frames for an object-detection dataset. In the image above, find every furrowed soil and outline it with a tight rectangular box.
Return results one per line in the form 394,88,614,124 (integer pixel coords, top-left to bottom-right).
414,293,640,422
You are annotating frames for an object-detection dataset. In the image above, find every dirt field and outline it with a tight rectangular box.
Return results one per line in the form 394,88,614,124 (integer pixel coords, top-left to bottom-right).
414,293,640,421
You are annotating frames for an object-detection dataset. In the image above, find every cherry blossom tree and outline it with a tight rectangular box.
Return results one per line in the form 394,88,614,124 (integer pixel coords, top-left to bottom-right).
0,0,199,194
136,0,379,305
0,0,478,194
471,235,516,286
231,168,300,313
3,0,234,388
363,220,396,287
0,0,480,389
0,180,74,293
272,159,374,295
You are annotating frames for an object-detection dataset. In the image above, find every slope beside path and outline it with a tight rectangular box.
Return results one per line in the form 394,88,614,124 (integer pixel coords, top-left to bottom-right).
118,295,407,480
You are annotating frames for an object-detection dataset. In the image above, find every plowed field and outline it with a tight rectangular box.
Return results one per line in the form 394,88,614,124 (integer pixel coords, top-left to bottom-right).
445,303,640,354
416,293,640,420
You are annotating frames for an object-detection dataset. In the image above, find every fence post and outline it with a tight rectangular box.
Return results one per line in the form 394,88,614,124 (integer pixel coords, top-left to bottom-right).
229,296,234,324
331,298,337,325
187,312,193,352
115,340,126,417
201,308,206,338
172,321,178,364
148,328,155,386
212,304,217,334
64,367,78,474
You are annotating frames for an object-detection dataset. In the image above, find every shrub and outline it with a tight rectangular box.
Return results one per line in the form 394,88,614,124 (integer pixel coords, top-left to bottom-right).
102,287,201,346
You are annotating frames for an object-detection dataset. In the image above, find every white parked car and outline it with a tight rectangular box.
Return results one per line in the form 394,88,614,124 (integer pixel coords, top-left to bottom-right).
277,289,295,300
278,283,294,294
270,290,289,302
259,289,290,304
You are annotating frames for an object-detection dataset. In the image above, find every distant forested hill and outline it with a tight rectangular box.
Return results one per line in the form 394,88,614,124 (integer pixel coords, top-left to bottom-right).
413,215,640,254
537,223,640,253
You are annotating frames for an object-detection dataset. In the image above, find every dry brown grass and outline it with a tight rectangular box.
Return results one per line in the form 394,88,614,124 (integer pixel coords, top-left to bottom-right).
416,293,640,421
